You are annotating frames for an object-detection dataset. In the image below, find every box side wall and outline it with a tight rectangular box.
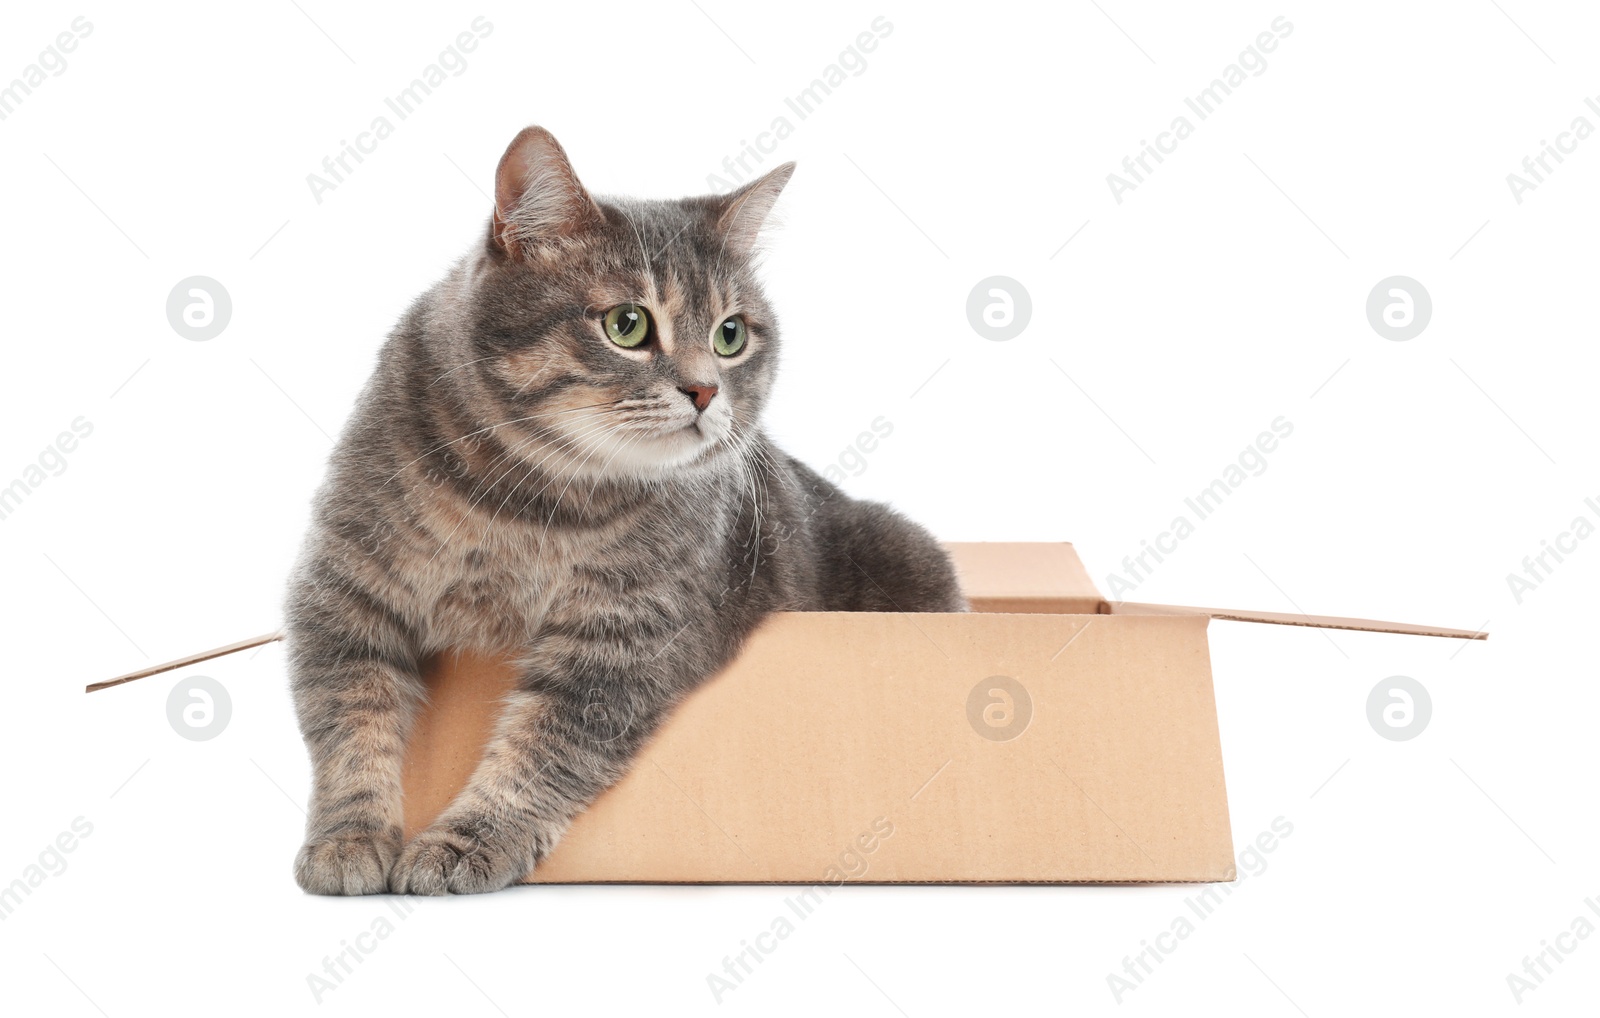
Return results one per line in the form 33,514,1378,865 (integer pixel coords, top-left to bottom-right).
403,612,1236,884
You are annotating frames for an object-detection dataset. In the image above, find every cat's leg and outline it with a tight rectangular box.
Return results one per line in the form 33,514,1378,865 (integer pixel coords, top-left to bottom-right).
816,498,969,613
288,579,423,895
390,642,667,895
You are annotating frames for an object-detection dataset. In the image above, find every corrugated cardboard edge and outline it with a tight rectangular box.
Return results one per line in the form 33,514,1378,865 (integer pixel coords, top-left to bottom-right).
502,878,1234,885
967,595,1104,614
85,630,285,692
1108,602,1488,640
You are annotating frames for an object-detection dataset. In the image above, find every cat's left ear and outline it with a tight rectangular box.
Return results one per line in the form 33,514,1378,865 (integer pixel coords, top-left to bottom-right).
714,162,795,256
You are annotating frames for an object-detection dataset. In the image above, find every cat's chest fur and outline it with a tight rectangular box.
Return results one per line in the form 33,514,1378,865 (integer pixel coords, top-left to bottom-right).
403,473,733,654
420,530,576,651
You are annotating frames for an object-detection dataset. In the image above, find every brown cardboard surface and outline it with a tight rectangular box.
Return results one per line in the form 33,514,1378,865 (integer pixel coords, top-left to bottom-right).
85,630,284,693
404,611,1236,884
944,542,1104,614
400,650,520,842
1108,601,1489,640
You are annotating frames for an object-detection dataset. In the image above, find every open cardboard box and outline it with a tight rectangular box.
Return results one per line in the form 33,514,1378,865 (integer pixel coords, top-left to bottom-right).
88,542,1485,884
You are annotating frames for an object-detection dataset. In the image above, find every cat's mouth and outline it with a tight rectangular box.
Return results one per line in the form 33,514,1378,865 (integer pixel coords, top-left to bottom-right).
638,403,722,444
656,417,718,449
642,411,737,463
537,411,726,480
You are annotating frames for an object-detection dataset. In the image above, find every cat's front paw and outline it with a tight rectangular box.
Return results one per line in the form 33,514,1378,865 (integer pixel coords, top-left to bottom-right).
295,829,400,895
390,826,527,895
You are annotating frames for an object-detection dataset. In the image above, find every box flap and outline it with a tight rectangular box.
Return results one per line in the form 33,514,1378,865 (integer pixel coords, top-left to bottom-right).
85,630,284,692
944,542,1103,614
1106,601,1487,640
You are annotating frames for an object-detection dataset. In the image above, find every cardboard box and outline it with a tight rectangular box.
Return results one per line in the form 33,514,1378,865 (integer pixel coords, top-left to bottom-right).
88,542,1484,884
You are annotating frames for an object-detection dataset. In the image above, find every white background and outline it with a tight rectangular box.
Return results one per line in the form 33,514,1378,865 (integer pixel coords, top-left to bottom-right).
3,1,1596,1014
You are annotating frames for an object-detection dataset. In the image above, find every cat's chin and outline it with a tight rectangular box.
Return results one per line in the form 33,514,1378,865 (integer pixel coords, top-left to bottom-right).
563,426,728,481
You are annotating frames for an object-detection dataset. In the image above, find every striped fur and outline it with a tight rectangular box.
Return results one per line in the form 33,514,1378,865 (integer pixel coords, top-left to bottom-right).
288,127,966,895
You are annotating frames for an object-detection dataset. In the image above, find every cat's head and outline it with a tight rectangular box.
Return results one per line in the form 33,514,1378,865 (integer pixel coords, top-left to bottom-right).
455,126,793,481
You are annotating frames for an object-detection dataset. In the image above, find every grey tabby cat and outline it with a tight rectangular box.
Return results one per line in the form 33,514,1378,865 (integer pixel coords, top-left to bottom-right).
287,126,966,896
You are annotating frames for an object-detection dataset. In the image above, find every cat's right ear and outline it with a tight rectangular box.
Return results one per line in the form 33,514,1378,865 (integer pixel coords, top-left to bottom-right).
491,127,603,258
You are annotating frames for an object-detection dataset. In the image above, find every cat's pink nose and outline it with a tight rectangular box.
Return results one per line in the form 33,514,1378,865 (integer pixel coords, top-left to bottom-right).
679,383,718,412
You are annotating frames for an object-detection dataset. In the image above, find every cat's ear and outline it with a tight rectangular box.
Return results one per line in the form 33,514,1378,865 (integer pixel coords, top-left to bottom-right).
714,162,795,256
492,126,603,257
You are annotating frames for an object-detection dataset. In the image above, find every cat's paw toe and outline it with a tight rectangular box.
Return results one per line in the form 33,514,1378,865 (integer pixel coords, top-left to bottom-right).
294,830,399,895
390,829,523,895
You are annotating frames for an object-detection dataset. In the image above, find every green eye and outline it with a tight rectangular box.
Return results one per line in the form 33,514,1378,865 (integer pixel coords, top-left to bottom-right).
713,315,747,356
604,303,651,348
